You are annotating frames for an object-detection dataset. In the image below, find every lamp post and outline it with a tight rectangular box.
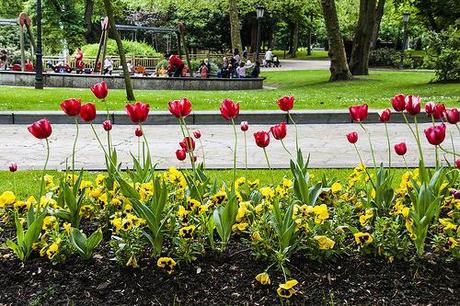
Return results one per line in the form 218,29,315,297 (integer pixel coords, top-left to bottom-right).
255,4,265,62
399,11,410,70
35,0,43,89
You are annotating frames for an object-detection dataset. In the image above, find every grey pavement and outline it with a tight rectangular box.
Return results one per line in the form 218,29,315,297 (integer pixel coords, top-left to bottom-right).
261,59,330,71
1,123,458,170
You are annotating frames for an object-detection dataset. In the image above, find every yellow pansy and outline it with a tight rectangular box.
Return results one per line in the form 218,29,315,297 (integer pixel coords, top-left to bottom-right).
314,235,336,250
331,182,342,194
42,216,57,231
157,257,176,274
312,204,329,224
0,191,16,208
255,272,271,285
277,279,298,298
354,232,373,245
179,224,196,239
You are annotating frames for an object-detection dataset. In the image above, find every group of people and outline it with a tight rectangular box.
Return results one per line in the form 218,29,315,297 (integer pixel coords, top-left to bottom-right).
218,48,261,79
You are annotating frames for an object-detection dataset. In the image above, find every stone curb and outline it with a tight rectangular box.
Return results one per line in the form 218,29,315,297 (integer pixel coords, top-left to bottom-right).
0,110,434,125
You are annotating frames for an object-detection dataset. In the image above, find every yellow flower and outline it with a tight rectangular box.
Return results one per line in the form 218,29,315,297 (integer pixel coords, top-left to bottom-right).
359,209,374,226
235,177,246,188
354,232,373,245
179,224,196,239
177,206,189,219
80,205,94,218
248,179,260,189
126,255,139,268
277,279,298,298
445,237,458,250
254,204,264,214
312,204,329,224
255,272,271,285
331,182,342,194
63,222,71,235
95,174,106,186
210,190,227,206
405,219,416,240
157,257,176,274
44,174,55,189
314,235,335,250
14,200,29,211
0,191,16,208
251,231,262,241
46,241,60,260
282,178,292,188
236,201,251,222
439,218,457,232
42,216,57,231
111,217,122,233
89,188,103,199
260,187,275,202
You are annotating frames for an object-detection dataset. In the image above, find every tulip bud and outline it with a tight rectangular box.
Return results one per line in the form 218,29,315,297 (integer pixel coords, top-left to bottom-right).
179,137,195,152
404,95,421,116
253,131,270,148
456,159,460,169
28,118,52,139
425,102,435,114
220,99,240,120
391,94,406,112
445,108,459,124
193,130,201,139
378,109,391,122
60,98,81,117
394,142,407,156
346,132,358,144
91,81,108,100
277,96,294,112
424,123,446,146
103,120,112,131
270,122,287,140
176,149,187,161
240,121,249,132
135,127,143,137
349,104,369,122
9,163,17,172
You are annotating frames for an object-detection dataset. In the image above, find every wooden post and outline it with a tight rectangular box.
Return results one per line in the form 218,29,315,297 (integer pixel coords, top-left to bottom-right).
100,27,109,75
19,25,25,71
94,17,108,72
178,23,193,77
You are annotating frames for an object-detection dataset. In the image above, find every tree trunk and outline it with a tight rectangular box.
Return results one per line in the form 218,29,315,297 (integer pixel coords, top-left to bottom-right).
84,0,95,43
370,0,385,49
320,0,353,81
103,0,135,101
228,0,242,51
288,22,299,57
349,0,377,75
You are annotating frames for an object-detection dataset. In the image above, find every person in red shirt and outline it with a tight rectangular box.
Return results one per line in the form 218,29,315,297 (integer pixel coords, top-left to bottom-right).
24,60,34,72
75,47,84,74
168,53,184,77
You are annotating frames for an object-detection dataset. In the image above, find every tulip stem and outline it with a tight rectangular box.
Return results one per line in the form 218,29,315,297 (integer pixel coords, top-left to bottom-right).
39,138,50,200
359,123,376,169
12,173,16,195
402,113,425,166
90,123,108,156
402,156,409,169
456,124,460,134
450,132,456,164
179,118,196,172
384,122,391,168
139,124,152,167
244,131,248,170
198,138,206,168
103,98,110,121
280,139,293,158
231,119,238,185
138,137,141,164
413,116,425,166
439,146,460,157
353,143,376,190
288,111,299,153
71,117,79,179
262,147,274,186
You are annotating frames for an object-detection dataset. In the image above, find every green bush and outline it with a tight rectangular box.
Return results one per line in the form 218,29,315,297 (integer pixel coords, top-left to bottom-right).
424,26,460,82
369,48,400,67
80,39,162,57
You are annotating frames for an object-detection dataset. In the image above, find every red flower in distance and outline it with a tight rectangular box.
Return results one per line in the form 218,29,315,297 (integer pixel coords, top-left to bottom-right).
378,108,391,122
445,108,459,124
424,123,446,145
349,104,368,122
394,142,407,156
193,130,201,139
28,118,52,139
176,149,187,161
404,95,421,116
270,122,287,140
179,137,195,152
240,121,249,132
91,81,108,100
391,94,406,112
126,102,150,124
277,96,294,112
60,98,81,117
9,163,17,172
220,99,240,120
103,120,112,131
346,132,358,144
135,127,143,137
456,159,460,169
168,98,192,118
79,103,96,122
254,131,270,148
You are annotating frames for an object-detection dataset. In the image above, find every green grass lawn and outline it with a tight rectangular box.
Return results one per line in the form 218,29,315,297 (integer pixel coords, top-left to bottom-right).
0,168,411,199
272,49,329,60
0,70,458,111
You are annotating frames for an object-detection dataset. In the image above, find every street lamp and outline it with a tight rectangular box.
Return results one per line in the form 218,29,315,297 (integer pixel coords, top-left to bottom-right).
35,0,44,89
400,11,410,69
255,4,265,62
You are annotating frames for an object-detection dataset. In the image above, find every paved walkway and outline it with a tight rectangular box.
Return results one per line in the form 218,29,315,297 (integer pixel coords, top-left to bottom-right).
261,59,330,71
1,123,457,170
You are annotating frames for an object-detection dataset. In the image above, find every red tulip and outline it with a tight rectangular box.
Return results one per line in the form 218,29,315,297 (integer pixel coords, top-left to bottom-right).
426,102,446,120
456,159,460,169
424,123,446,145
349,104,368,122
168,98,192,118
254,131,270,148
103,120,112,131
60,98,81,117
179,137,195,152
9,163,17,172
270,122,287,140
425,102,435,114
91,81,108,100
391,94,406,111
404,95,421,116
135,127,143,137
240,121,249,132
445,108,459,124
79,103,96,122
126,102,150,124
193,130,201,139
378,108,391,122
220,99,240,120
28,118,52,139
277,96,294,112
346,132,358,144
394,142,407,156
176,149,187,161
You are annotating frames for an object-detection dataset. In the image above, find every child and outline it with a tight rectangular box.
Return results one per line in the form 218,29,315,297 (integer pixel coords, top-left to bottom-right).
199,61,208,79
236,62,246,78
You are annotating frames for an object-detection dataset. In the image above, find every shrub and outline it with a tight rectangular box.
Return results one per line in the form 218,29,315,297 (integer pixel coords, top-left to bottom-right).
369,48,400,67
80,39,162,57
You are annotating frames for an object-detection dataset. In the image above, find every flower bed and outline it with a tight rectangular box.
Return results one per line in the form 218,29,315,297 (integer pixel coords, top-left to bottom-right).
0,83,459,304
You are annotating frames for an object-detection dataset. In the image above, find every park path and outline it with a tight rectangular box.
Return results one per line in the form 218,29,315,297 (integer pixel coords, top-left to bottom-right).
0,123,457,170
261,59,330,71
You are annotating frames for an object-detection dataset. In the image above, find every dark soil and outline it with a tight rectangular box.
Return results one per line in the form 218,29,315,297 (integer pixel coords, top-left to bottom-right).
0,241,459,306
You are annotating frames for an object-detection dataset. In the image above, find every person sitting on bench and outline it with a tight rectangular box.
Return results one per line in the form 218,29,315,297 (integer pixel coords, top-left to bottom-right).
168,53,184,77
